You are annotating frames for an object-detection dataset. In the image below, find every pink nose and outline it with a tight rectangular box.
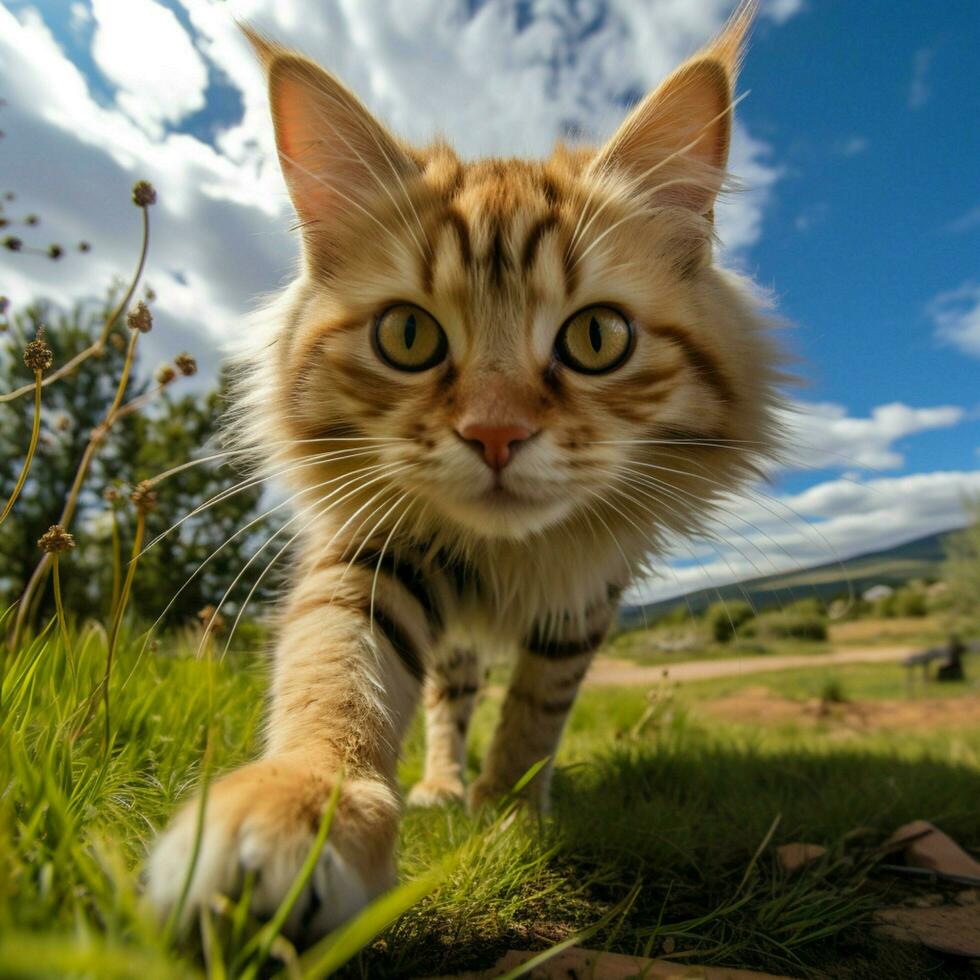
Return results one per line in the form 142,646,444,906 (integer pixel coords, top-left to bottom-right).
457,423,536,471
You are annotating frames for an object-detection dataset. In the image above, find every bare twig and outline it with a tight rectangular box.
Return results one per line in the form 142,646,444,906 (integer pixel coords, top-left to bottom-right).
0,205,150,404
0,368,42,526
11,289,150,647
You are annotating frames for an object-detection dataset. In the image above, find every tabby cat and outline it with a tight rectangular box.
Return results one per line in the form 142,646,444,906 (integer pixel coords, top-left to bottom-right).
147,2,783,937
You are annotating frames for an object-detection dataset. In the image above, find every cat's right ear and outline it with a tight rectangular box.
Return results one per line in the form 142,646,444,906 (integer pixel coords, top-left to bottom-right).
587,2,753,220
242,26,417,255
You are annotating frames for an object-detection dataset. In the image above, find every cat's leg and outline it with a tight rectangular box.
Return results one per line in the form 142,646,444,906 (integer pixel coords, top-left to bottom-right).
146,552,438,938
469,611,610,813
407,644,482,806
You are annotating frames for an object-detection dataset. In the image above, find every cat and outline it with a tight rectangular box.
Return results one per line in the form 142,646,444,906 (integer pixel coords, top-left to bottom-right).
147,1,783,939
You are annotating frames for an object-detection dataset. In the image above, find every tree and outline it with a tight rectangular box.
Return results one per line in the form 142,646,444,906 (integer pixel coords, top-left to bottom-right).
1,293,141,614
1,294,272,629
942,500,980,633
705,599,754,643
124,373,273,627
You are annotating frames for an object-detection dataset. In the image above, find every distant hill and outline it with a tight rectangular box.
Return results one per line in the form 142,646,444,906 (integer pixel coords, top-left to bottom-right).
620,526,961,629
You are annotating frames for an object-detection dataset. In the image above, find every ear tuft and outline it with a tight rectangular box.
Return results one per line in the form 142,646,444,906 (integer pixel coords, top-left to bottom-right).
700,0,756,78
238,22,280,69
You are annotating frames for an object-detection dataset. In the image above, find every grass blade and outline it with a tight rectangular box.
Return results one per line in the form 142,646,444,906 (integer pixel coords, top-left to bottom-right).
293,860,452,979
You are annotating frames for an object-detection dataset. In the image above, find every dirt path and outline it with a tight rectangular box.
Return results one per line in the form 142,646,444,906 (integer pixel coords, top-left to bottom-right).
586,644,915,687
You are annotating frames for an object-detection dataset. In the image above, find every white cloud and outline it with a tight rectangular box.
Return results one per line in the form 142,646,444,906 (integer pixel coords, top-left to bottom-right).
781,400,964,470
631,469,980,603
908,46,933,110
0,0,796,360
947,204,980,234
625,395,974,603
236,0,785,255
7,0,974,604
69,2,91,31
929,281,980,357
0,4,293,368
763,0,805,24
91,0,209,138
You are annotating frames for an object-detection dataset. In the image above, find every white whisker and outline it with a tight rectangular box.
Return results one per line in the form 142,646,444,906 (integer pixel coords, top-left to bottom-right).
144,460,394,638
141,446,384,556
148,436,408,485
219,469,416,659
198,459,411,656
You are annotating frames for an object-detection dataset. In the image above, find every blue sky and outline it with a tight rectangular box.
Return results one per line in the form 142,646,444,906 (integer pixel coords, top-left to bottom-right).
739,1,980,492
1,0,978,600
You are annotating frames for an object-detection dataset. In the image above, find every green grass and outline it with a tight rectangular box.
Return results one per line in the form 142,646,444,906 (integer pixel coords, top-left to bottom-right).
3,620,979,979
677,659,977,702
608,611,956,667
605,623,833,666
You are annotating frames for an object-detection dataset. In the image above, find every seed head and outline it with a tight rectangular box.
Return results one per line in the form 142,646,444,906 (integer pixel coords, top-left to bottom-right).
25,214,38,226
47,244,63,260
38,524,75,554
197,604,227,634
103,486,121,504
78,241,91,253
144,284,157,302
155,363,176,385
23,328,53,373
130,479,158,514
0,217,8,228
3,235,22,252
55,414,71,432
4,192,15,202
174,352,197,377
132,180,157,207
127,301,152,333
109,332,126,351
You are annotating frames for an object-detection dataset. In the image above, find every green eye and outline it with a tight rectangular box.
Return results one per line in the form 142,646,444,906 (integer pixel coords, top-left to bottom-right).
556,306,633,374
373,304,448,372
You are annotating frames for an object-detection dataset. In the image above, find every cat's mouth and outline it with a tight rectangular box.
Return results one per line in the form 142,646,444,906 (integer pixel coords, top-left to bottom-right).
425,479,575,539
480,485,531,507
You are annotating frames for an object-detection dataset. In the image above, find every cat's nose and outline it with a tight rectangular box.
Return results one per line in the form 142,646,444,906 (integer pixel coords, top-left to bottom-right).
456,423,536,471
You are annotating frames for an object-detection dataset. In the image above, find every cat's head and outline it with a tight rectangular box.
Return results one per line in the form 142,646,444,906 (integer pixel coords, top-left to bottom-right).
239,5,783,546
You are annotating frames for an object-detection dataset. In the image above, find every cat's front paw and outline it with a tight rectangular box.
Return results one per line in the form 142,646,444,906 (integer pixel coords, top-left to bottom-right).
407,776,466,808
145,755,398,939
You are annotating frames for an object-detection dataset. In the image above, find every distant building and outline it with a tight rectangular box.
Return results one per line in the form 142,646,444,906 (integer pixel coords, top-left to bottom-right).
862,584,894,603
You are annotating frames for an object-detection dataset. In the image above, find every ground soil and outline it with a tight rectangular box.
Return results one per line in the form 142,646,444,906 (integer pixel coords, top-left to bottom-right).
698,686,980,732
829,618,942,645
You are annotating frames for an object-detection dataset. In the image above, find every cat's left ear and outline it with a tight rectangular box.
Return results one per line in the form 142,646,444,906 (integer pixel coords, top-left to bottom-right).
589,2,753,219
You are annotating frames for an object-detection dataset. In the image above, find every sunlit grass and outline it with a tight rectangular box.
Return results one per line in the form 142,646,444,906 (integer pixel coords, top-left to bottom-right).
3,621,977,978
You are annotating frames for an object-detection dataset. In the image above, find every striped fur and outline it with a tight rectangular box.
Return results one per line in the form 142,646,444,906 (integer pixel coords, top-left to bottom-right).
149,3,786,938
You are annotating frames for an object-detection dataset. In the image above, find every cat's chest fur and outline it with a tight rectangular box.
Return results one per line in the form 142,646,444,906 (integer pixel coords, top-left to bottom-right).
397,523,634,643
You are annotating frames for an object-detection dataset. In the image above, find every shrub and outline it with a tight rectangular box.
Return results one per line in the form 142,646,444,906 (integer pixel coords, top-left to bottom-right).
820,676,848,704
888,587,928,618
705,600,755,643
785,597,827,617
656,603,693,628
941,504,980,631
752,608,828,642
